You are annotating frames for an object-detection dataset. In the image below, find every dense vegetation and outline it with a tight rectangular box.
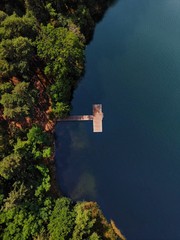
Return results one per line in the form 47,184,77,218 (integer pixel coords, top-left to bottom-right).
0,0,125,239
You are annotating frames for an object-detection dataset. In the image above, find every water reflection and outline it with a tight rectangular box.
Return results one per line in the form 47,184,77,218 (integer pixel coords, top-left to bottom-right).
71,172,97,200
55,121,97,200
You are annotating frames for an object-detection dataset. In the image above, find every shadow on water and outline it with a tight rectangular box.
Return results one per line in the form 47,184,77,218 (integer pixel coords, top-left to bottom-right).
85,0,119,43
95,0,119,22
55,123,72,195
55,121,97,201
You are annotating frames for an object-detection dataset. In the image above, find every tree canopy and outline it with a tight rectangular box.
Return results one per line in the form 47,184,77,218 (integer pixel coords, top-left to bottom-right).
0,37,35,80
0,82,37,120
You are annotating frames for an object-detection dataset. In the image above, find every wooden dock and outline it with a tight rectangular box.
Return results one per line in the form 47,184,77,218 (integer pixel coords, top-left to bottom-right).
93,104,103,132
58,104,103,132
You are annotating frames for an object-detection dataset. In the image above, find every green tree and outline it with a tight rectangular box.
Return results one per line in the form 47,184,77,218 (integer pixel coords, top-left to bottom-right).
72,202,96,240
25,0,50,23
0,82,13,94
0,120,10,158
0,82,36,120
0,204,48,240
27,126,47,145
34,165,51,199
3,182,27,211
89,232,101,240
37,24,84,80
48,197,75,240
13,138,29,156
52,102,70,118
72,202,121,240
26,126,52,159
0,13,37,40
36,23,85,109
0,153,21,180
13,126,52,160
0,37,35,80
0,11,7,22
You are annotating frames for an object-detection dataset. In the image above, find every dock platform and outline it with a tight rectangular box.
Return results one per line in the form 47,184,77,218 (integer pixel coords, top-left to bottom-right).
58,104,103,133
93,104,103,132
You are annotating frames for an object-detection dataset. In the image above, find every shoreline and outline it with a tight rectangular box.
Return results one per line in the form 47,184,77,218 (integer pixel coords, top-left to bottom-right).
0,1,126,239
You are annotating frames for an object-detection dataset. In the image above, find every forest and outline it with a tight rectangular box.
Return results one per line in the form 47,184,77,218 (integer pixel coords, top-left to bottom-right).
0,0,125,239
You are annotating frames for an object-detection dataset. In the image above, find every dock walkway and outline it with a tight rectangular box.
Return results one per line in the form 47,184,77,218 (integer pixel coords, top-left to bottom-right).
58,104,103,132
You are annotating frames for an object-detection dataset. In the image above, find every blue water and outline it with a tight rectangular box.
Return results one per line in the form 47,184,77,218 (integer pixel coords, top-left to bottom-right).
56,1,180,239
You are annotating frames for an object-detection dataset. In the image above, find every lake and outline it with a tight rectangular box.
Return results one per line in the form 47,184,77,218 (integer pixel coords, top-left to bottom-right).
55,0,180,239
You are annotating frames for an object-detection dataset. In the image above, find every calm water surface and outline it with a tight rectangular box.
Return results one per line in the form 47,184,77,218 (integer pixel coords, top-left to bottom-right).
56,1,180,239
